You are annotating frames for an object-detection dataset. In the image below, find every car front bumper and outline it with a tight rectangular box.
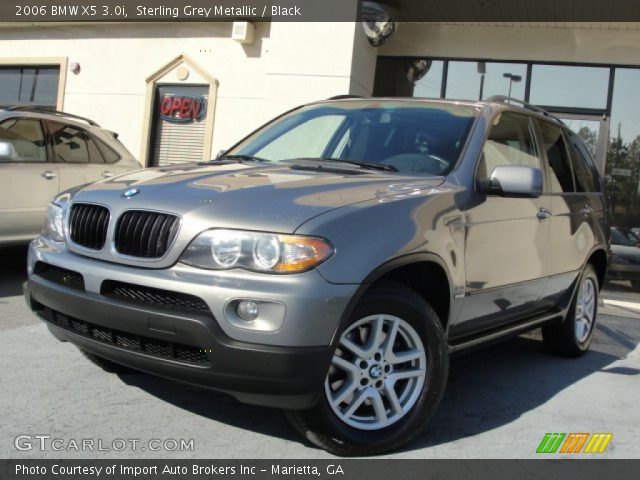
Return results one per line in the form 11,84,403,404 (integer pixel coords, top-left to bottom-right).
25,237,359,408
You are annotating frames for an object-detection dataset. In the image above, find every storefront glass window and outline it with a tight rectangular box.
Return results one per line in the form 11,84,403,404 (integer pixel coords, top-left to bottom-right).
529,65,609,109
605,68,640,228
413,60,443,98
0,66,59,109
445,61,527,101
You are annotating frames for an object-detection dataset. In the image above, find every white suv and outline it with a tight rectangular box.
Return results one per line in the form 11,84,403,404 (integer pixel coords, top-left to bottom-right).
0,106,141,245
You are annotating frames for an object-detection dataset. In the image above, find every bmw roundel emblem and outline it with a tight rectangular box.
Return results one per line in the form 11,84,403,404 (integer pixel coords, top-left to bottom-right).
122,188,140,198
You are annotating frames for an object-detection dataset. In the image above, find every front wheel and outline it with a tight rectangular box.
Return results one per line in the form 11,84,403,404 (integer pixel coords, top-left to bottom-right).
286,282,448,456
542,264,599,357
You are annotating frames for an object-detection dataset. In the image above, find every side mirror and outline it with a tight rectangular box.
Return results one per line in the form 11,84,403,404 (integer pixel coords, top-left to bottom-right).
479,164,543,198
216,149,227,159
0,141,16,161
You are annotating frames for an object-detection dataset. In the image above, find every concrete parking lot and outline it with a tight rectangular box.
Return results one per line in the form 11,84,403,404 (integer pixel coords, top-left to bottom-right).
1,246,638,459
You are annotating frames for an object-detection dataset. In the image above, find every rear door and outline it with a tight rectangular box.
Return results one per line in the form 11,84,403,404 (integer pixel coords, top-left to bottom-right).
0,117,59,243
457,111,551,336
536,120,598,305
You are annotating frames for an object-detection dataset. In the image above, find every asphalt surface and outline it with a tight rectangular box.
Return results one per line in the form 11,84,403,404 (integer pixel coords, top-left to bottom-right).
1,245,638,459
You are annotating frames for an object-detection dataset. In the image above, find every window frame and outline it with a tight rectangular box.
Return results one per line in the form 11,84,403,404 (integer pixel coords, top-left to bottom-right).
534,117,578,195
474,109,546,195
0,116,50,164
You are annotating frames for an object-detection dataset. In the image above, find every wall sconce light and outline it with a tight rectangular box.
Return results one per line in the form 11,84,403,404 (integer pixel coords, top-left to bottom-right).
69,62,81,74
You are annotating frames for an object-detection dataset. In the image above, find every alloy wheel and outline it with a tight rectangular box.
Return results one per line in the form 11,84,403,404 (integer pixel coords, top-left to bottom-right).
575,277,596,343
325,314,427,430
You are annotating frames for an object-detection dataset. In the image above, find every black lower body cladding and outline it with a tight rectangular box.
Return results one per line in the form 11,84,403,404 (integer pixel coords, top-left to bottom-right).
24,275,331,409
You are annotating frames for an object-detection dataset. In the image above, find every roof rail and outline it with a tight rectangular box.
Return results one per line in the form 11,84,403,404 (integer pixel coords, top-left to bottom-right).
4,105,100,127
486,95,564,124
327,95,364,100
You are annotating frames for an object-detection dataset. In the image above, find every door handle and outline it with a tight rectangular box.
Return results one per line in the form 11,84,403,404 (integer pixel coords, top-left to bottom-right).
102,171,115,178
537,207,552,220
41,170,57,180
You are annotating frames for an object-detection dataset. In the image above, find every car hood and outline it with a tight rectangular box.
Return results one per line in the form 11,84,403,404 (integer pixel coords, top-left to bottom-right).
71,161,446,233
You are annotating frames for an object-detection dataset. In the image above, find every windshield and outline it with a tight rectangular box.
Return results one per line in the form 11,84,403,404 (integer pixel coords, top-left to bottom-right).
611,228,636,246
227,101,479,175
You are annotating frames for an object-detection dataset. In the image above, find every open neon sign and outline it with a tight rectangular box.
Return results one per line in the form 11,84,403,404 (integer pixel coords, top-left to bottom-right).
159,95,207,123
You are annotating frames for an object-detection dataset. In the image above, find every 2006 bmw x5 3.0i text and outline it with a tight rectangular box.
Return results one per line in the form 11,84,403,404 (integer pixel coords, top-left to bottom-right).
25,97,609,456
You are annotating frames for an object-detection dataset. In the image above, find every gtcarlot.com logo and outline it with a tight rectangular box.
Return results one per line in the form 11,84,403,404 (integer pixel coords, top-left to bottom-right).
14,435,194,452
536,433,612,454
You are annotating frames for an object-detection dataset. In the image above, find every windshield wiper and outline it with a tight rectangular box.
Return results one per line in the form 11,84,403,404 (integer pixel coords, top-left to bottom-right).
297,157,398,172
217,154,269,163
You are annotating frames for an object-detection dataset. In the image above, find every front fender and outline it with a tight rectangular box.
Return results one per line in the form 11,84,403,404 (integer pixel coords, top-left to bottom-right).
295,183,466,290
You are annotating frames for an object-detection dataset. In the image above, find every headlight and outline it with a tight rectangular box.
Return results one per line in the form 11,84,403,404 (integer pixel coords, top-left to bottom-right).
42,203,65,242
180,229,333,273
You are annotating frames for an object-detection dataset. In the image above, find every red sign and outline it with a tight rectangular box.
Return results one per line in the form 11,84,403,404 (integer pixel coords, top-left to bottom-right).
158,95,207,123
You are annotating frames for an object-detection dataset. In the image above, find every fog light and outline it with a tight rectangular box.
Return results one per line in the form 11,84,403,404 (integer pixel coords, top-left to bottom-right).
236,300,259,321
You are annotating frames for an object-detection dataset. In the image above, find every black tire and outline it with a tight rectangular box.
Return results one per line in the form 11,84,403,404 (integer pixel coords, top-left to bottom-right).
81,350,139,374
286,281,449,456
631,280,640,292
542,264,599,357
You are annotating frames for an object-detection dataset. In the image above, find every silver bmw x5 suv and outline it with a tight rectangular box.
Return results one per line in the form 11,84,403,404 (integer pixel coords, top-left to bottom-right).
25,97,609,455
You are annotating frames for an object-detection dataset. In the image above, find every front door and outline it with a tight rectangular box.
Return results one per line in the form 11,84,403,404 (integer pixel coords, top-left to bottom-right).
456,111,551,337
0,117,59,243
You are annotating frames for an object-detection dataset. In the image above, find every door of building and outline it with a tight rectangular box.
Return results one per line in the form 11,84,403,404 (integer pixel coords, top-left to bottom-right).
148,84,209,166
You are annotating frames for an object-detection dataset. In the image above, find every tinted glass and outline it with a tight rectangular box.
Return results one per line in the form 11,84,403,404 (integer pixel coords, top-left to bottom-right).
412,60,443,98
232,102,478,175
611,228,636,246
529,65,609,110
478,112,540,181
0,118,46,162
606,68,640,229
94,137,121,164
86,137,105,164
0,66,59,108
568,133,598,192
538,120,575,193
446,61,527,101
49,122,89,164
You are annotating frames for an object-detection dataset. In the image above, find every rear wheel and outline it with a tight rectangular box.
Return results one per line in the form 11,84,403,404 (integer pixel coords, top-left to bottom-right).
542,264,598,357
286,282,448,456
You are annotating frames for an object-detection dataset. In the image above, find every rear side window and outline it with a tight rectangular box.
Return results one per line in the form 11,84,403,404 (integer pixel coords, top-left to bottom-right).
568,133,599,192
48,121,89,164
537,120,575,193
477,112,540,181
94,136,121,164
0,118,47,162
86,136,106,164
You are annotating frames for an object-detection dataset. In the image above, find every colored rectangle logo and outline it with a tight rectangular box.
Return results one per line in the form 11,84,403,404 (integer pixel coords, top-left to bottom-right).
537,433,612,454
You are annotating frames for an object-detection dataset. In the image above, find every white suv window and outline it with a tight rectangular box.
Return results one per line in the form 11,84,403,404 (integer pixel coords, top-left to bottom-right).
0,118,47,162
49,121,90,164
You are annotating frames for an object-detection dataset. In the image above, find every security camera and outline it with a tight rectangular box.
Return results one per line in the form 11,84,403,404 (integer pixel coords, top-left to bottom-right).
361,1,397,47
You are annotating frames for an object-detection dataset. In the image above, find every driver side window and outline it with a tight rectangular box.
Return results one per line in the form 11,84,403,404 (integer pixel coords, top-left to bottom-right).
477,112,541,181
